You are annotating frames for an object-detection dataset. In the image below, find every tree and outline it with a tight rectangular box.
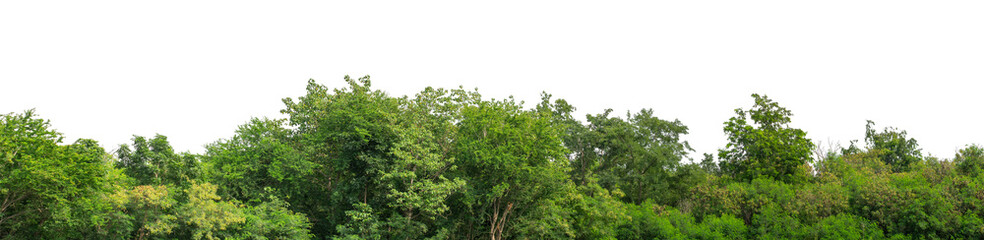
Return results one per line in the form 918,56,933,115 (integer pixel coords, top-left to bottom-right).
864,120,921,172
569,109,692,204
280,76,403,236
719,94,814,183
281,76,471,238
544,94,693,205
116,134,201,186
204,117,313,203
0,110,124,238
700,153,720,175
955,145,984,177
372,103,466,239
16,76,984,239
449,97,573,240
110,185,179,239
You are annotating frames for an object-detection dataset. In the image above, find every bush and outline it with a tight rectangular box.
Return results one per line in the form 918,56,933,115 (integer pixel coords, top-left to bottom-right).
812,213,885,240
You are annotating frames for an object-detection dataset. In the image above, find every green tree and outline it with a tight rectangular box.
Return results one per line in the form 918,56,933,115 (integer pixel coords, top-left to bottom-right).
812,213,886,240
549,101,692,205
280,76,404,235
719,94,814,183
176,182,247,240
334,203,382,240
204,117,312,203
372,110,466,239
954,145,983,177
281,76,472,238
0,110,125,238
864,120,921,172
700,153,720,176
449,97,573,240
116,134,201,186
111,185,179,239
589,109,692,204
240,191,314,240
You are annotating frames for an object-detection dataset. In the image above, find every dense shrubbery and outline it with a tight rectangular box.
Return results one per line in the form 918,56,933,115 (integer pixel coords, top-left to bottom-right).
2,76,982,239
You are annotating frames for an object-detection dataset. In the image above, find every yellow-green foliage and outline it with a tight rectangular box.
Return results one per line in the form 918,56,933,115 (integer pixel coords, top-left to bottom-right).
179,182,247,240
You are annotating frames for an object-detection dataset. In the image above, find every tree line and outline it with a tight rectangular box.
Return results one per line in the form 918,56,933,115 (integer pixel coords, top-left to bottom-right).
2,76,983,239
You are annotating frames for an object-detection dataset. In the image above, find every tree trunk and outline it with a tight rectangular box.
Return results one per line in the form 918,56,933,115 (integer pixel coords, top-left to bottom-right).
490,202,513,240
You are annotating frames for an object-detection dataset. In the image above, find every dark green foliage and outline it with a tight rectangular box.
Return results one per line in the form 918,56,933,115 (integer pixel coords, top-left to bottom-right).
203,117,312,205
4,78,984,239
865,120,922,172
955,145,984,177
280,76,405,236
116,134,201,186
559,106,693,205
278,76,472,238
449,97,573,240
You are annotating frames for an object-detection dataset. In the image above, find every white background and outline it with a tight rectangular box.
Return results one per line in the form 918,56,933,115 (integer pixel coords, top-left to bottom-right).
2,1,982,160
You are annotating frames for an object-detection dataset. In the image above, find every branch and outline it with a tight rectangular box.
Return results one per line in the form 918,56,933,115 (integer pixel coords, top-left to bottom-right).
0,208,32,226
0,192,27,214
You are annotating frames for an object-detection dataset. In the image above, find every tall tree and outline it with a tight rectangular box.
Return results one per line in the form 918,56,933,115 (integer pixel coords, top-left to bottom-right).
719,94,814,183
449,97,573,240
116,134,200,186
573,109,691,204
281,76,470,238
368,86,474,239
281,76,403,236
537,93,693,204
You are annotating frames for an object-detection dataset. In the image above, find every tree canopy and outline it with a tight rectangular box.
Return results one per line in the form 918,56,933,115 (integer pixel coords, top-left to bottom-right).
1,77,981,239
719,94,814,183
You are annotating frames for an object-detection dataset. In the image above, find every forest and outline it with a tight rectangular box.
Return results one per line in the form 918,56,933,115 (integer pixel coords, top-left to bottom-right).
2,76,983,240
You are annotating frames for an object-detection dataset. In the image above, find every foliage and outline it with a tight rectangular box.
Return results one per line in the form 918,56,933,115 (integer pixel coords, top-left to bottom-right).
0,110,127,238
812,213,886,240
116,134,201,186
204,117,312,204
955,145,984,177
449,96,573,240
5,78,984,239
719,94,814,183
864,120,922,173
576,108,692,204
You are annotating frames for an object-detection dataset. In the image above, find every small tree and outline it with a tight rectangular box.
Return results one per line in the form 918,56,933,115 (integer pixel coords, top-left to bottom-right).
864,120,921,172
955,145,984,177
